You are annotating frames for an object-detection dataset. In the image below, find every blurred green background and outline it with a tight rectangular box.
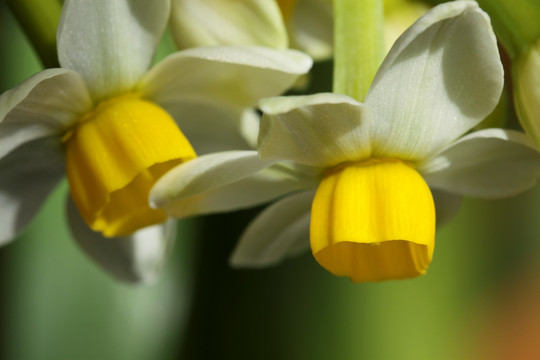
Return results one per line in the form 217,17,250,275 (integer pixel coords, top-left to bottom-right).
2,2,540,359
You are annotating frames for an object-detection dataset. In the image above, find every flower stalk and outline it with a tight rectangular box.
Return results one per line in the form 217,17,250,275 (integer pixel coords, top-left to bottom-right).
333,0,384,101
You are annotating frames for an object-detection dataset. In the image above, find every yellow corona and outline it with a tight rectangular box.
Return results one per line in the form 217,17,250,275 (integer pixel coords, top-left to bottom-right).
310,159,435,282
65,94,196,237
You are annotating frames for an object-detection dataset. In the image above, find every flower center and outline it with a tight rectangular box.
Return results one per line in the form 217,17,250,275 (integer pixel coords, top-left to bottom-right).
310,158,435,282
64,94,196,237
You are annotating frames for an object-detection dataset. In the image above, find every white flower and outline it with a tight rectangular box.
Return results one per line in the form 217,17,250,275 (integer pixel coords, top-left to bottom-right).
169,0,333,61
151,1,540,282
0,0,312,283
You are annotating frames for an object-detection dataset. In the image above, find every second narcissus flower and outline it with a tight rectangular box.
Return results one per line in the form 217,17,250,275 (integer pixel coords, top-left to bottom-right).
169,0,333,61
169,0,430,62
0,0,311,282
151,1,540,282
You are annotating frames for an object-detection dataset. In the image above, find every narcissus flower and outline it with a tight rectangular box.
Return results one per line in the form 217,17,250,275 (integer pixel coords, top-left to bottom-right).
151,1,540,282
169,0,333,61
169,0,429,62
0,0,311,282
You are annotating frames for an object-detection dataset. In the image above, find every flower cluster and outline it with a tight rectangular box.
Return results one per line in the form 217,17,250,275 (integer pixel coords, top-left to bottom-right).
0,0,311,282
2,0,540,284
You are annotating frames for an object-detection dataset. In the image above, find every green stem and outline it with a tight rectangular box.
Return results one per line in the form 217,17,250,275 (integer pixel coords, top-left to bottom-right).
333,0,384,101
6,0,62,68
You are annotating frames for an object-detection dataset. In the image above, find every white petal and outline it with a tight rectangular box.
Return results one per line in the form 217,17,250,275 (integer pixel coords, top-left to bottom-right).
140,46,312,108
0,137,65,245
289,0,333,60
161,101,257,155
156,163,314,218
365,1,503,160
258,93,371,167
150,150,275,209
67,197,176,284
0,68,91,159
170,0,287,49
230,190,313,267
419,129,540,198
239,108,261,150
57,0,170,100
431,189,462,227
